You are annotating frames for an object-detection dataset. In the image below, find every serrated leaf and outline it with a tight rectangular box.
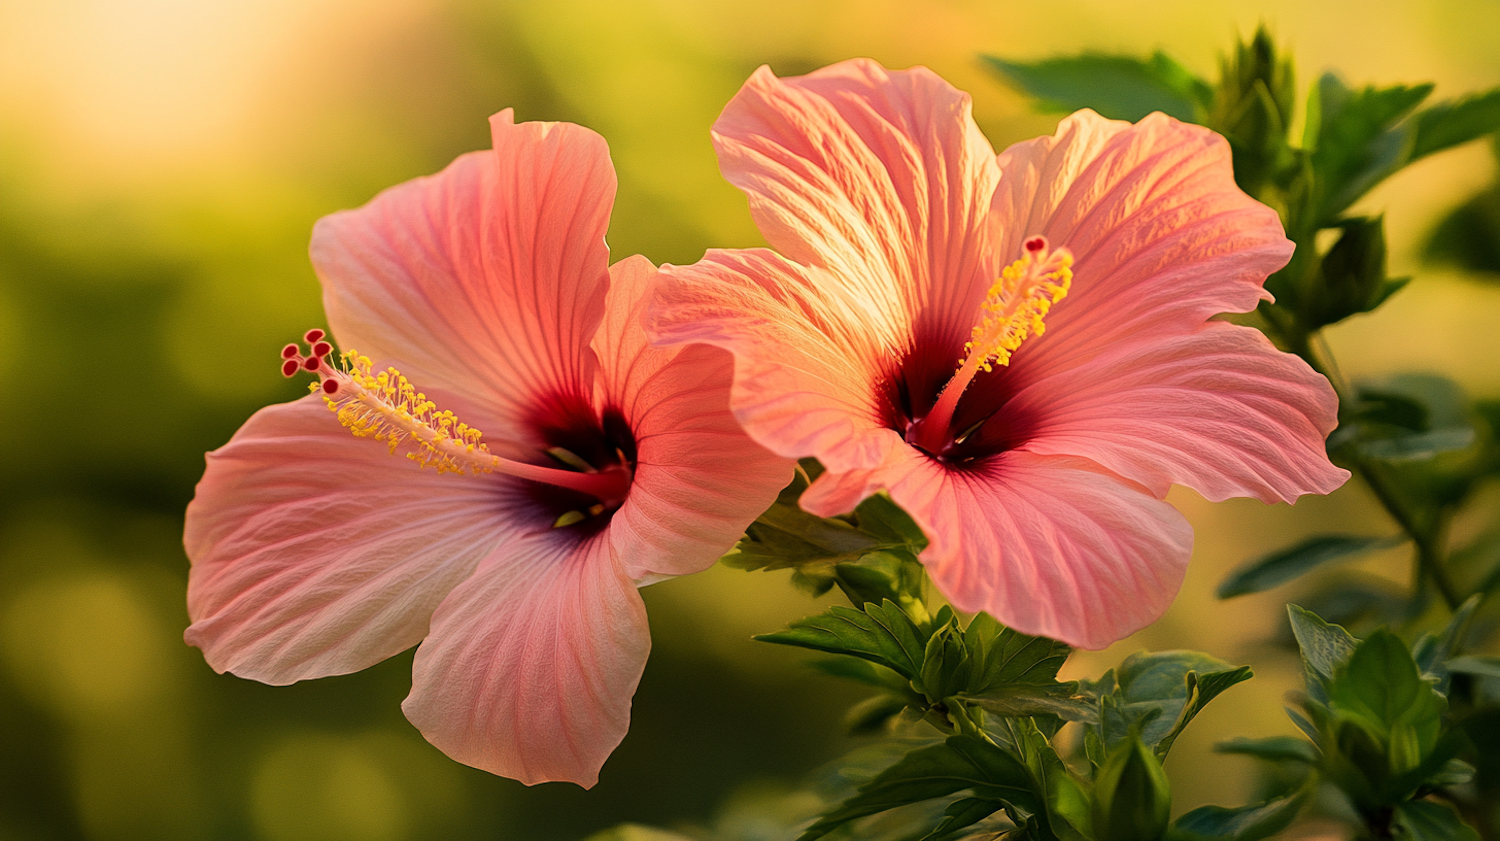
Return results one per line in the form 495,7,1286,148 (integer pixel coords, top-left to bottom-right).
1409,89,1500,162
1392,800,1480,841
1170,784,1310,841
1412,594,1480,689
984,51,1211,123
1099,651,1247,755
1218,535,1396,598
964,612,1071,691
1001,718,1092,841
1310,74,1434,221
798,736,1040,841
756,600,928,679
1288,604,1359,704
1215,735,1319,764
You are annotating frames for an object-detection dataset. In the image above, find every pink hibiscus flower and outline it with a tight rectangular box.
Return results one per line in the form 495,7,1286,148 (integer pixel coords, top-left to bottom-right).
649,60,1349,650
183,111,791,786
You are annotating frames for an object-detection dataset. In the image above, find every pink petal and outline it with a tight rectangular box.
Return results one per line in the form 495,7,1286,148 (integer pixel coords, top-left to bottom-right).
1015,322,1349,503
184,396,513,684
596,256,793,580
312,110,615,433
651,248,904,474
991,110,1293,381
814,448,1194,650
402,534,647,788
712,59,1002,356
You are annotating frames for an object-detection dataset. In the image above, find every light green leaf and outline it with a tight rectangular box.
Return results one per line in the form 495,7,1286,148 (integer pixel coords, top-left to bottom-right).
1410,89,1500,162
1446,654,1500,679
755,600,928,680
1288,604,1359,704
983,51,1211,123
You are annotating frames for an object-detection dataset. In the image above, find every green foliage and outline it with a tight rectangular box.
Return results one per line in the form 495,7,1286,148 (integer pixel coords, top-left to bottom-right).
1288,604,1359,704
982,52,1212,123
1210,26,1296,198
756,600,929,681
1170,784,1310,841
1214,735,1319,765
1090,651,1253,760
1392,800,1481,841
1218,534,1397,598
796,736,1038,841
1091,735,1171,841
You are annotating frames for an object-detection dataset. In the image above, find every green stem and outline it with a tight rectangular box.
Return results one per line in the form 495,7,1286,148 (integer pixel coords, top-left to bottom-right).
1265,311,1462,610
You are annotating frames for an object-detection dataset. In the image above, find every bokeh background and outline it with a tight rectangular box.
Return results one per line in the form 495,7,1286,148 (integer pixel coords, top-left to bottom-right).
1,1,1497,839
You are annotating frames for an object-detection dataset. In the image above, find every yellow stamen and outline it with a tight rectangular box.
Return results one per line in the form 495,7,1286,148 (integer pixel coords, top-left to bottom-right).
907,237,1073,454
964,244,1072,372
300,347,631,505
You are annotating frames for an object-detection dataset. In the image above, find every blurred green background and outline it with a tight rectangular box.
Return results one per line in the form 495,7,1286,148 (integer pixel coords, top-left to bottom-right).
1,1,1497,839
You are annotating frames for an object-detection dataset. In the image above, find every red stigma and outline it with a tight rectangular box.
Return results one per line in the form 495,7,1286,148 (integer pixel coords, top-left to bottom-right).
281,359,301,377
1024,236,1047,253
322,379,340,395
312,340,333,358
302,356,321,371
281,343,301,359
304,328,326,344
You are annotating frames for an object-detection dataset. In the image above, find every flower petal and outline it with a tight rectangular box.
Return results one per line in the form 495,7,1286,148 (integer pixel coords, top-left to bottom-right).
712,58,1002,355
832,448,1194,650
184,396,513,684
991,110,1293,381
596,256,792,580
402,534,647,788
1015,322,1349,502
651,248,903,473
312,110,615,432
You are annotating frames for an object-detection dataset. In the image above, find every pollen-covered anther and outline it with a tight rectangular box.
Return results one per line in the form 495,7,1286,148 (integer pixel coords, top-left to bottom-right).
964,236,1073,373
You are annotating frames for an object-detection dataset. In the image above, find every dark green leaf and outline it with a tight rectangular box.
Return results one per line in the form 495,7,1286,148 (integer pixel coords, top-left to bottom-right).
798,737,1040,841
807,656,911,692
1170,785,1310,841
1356,426,1476,462
1215,735,1319,764
984,51,1211,123
1301,216,1397,327
756,600,928,680
919,797,1005,841
844,694,913,736
1002,718,1092,841
1425,179,1500,276
1309,73,1433,221
963,611,1071,691
1410,89,1500,162
1392,800,1480,841
1288,604,1359,704
1156,667,1255,758
1218,535,1395,598
1093,735,1171,841
1099,651,1250,756
1209,26,1296,198
1446,655,1500,679
832,551,926,611
920,623,972,702
960,683,1098,723
1412,595,1480,689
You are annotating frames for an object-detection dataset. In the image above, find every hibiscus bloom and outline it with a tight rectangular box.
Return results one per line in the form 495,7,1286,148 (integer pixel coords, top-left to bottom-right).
649,60,1349,649
183,111,791,786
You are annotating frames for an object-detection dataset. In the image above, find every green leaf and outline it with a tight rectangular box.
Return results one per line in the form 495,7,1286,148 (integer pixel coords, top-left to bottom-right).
921,623,972,702
807,656,911,693
1331,629,1446,733
585,826,699,841
1425,178,1500,276
1093,735,1171,841
1446,654,1500,679
1309,73,1433,222
1098,651,1251,757
1392,800,1480,841
1412,595,1480,689
963,612,1071,691
1170,785,1310,841
844,694,913,736
1301,216,1398,328
798,737,1040,841
1409,89,1500,162
1209,26,1296,198
1218,534,1396,598
1215,735,1319,764
1356,426,1476,462
1156,666,1255,758
756,600,928,680
983,51,1211,123
918,797,1005,841
1287,604,1359,704
960,683,1098,723
1001,718,1093,841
